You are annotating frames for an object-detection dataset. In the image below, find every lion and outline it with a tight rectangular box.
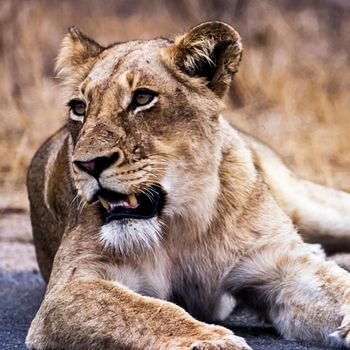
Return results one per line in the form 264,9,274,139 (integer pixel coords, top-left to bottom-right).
26,21,350,350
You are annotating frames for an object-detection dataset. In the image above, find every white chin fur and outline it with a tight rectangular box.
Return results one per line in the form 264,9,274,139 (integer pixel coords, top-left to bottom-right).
99,217,162,256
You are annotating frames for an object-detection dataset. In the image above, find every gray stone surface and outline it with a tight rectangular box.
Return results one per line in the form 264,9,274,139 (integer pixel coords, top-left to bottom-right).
0,270,45,350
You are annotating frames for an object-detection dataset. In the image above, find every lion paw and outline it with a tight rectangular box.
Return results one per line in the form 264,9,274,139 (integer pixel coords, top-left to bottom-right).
189,335,252,350
168,327,252,350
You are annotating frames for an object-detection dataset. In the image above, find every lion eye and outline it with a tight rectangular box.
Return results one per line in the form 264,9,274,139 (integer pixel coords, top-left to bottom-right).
135,93,153,106
72,103,86,115
67,99,86,122
131,89,157,109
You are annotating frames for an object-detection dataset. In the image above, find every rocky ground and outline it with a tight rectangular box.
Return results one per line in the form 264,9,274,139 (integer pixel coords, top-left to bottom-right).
0,188,344,350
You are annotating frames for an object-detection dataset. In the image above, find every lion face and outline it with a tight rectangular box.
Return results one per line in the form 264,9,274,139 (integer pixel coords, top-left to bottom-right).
57,22,242,254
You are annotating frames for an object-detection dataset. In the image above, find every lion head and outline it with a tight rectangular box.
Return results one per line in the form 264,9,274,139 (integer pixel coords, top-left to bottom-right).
56,21,242,255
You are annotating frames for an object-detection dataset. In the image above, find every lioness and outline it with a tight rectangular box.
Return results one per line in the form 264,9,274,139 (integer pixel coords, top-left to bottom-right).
26,22,350,350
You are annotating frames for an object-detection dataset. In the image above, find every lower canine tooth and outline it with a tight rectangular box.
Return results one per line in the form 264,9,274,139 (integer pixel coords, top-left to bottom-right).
129,194,138,207
98,196,110,210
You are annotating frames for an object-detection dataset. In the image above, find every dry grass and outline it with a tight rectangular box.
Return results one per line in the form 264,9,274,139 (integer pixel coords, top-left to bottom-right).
1,0,350,204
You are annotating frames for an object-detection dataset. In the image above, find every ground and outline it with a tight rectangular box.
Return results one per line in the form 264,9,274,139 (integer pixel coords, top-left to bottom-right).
0,188,343,350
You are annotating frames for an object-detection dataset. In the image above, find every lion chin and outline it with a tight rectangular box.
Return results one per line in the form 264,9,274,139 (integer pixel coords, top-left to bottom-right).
100,218,162,256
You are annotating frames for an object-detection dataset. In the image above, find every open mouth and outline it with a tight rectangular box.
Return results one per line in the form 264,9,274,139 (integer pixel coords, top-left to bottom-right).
96,184,166,223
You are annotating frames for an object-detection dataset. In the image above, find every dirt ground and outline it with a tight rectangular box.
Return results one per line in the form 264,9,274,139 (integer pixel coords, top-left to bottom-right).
0,187,38,273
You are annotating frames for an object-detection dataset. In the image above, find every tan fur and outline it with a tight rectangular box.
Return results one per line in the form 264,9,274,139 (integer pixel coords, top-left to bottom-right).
26,22,350,350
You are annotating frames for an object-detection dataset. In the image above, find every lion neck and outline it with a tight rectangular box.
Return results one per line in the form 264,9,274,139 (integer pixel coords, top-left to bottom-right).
164,116,259,247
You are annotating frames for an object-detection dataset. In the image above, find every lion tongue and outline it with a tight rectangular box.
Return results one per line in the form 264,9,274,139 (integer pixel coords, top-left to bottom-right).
99,194,138,211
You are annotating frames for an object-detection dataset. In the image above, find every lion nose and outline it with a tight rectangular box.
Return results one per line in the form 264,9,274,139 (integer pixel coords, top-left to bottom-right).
74,152,120,177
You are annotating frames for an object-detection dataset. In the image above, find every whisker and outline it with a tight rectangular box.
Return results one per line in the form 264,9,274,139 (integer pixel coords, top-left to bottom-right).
70,192,80,207
143,189,154,203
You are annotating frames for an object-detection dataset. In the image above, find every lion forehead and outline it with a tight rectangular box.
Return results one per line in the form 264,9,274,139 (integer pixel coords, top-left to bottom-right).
88,49,120,83
87,39,172,86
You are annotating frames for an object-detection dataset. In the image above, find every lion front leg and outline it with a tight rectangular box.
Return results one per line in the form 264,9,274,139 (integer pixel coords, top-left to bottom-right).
26,278,252,350
225,241,350,348
26,229,252,350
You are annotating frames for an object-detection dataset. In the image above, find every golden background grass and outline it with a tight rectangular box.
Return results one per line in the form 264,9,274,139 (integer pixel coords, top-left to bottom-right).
1,0,349,205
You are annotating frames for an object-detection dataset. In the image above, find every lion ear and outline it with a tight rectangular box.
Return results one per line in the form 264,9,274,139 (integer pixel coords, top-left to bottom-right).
165,21,243,97
55,27,104,78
